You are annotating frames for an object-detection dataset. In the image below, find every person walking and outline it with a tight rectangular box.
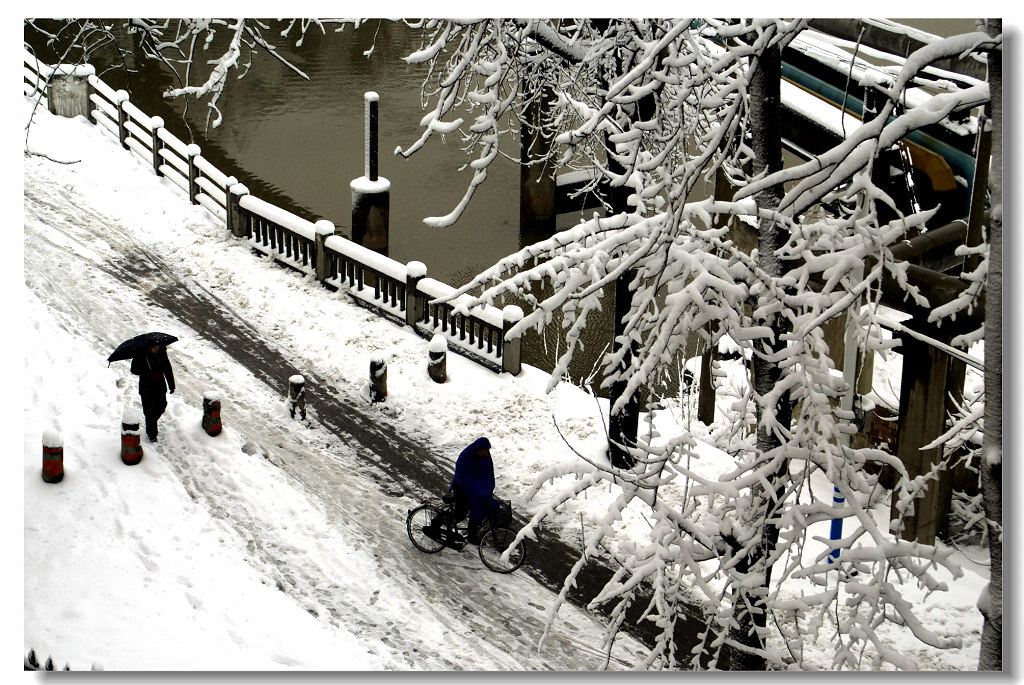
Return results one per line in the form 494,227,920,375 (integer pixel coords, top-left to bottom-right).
130,344,175,442
449,437,500,544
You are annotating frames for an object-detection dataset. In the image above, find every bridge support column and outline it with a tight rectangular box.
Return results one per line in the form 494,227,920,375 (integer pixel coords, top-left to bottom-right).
519,87,556,243
891,319,954,545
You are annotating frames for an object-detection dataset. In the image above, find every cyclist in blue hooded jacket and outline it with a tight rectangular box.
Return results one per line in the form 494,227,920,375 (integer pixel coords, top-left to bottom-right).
449,437,500,544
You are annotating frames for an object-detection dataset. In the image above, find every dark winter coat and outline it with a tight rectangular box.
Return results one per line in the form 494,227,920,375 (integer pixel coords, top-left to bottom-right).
450,437,497,520
130,347,176,395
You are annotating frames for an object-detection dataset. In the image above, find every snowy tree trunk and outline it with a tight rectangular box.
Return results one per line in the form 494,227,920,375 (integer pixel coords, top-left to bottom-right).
978,17,1002,673
600,34,641,471
730,36,790,672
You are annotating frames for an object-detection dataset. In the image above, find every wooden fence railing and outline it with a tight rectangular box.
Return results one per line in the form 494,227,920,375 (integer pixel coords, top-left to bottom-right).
24,49,522,375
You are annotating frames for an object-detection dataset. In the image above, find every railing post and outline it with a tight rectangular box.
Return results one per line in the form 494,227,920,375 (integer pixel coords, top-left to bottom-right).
186,143,202,205
501,305,523,376
405,261,427,327
227,183,250,238
314,220,335,282
115,89,130,150
150,116,164,177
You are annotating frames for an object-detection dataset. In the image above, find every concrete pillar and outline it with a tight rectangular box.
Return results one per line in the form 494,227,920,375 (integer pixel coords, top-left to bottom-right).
227,183,250,238
890,319,953,545
428,335,447,384
314,220,336,282
351,92,390,255
520,86,556,242
501,305,524,376
405,261,427,326
45,66,95,120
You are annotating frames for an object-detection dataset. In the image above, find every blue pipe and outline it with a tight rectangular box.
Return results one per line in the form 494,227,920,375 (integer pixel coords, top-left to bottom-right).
829,485,845,562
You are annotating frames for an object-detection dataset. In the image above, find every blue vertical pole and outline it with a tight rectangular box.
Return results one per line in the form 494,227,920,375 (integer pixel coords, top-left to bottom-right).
831,262,864,565
829,486,845,562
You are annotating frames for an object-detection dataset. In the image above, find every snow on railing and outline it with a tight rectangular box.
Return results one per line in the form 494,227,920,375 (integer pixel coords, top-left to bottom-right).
26,58,524,376
240,194,318,276
323,233,407,321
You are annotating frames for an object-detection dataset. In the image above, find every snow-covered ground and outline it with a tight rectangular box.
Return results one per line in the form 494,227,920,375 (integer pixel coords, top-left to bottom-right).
15,93,994,673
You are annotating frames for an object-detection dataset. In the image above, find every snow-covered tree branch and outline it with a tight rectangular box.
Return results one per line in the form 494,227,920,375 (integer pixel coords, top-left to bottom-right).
397,18,999,670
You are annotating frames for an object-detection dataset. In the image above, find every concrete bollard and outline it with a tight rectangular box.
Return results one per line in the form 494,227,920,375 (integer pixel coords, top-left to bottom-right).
202,392,222,436
428,335,448,384
370,357,388,403
288,375,307,420
41,429,64,483
121,409,143,465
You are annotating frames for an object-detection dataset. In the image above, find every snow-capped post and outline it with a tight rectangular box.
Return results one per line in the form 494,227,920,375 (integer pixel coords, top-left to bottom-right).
115,89,130,150
405,261,427,327
427,335,447,384
314,220,336,282
351,92,390,255
366,90,378,182
201,392,222,437
41,429,64,483
501,305,523,376
186,144,202,205
370,357,387,402
288,375,306,420
120,409,143,465
150,116,164,177
227,183,250,238
45,64,95,121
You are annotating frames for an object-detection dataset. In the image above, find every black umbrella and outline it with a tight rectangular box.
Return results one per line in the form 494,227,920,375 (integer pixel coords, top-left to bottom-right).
107,332,179,363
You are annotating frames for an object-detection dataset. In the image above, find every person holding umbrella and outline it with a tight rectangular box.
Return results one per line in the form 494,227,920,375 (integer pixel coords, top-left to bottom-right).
109,332,177,442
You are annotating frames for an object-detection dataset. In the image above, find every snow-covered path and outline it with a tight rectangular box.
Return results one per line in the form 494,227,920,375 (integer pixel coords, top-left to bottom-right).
22,110,652,670
22,95,995,673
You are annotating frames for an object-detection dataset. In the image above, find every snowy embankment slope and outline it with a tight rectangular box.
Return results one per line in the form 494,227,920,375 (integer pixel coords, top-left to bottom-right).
17,97,991,671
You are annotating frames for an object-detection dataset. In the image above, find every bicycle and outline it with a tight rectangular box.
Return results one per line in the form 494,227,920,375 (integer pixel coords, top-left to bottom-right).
406,494,526,573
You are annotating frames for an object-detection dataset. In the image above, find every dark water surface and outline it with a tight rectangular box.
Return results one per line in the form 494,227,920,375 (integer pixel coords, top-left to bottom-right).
27,20,617,389
25,18,977,392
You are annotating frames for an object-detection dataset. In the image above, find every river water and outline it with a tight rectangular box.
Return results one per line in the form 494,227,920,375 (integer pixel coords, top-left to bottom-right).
24,18,978,394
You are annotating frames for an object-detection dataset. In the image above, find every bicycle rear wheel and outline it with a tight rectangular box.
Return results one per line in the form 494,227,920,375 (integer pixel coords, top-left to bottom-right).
478,526,526,573
407,504,445,553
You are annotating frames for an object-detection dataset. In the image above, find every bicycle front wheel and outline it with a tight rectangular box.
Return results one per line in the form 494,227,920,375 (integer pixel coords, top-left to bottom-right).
478,526,526,573
407,505,445,554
